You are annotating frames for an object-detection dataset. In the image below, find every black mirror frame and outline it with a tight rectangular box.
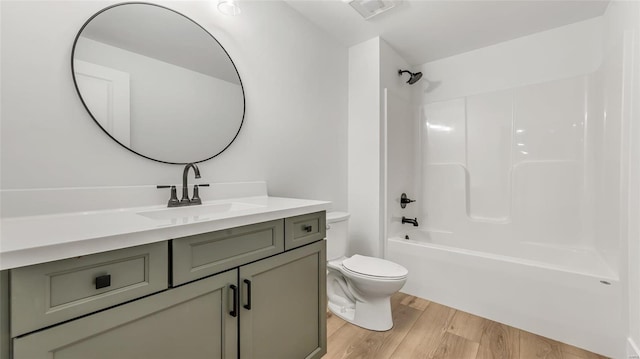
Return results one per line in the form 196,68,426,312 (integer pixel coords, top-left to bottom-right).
71,2,246,165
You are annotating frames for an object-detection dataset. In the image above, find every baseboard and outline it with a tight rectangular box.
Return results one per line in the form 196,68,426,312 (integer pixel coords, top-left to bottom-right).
629,337,640,359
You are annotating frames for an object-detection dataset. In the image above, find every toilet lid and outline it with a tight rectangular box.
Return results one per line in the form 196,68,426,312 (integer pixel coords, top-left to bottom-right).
342,255,408,279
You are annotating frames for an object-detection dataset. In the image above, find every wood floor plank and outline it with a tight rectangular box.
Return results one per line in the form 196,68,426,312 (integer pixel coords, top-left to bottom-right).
390,292,408,309
447,310,486,343
475,320,520,359
399,294,430,311
388,301,456,359
432,332,479,359
324,318,370,359
519,331,563,359
338,299,424,359
327,310,347,338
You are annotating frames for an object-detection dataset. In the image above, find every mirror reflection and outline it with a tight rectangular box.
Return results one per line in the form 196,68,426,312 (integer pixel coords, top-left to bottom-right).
72,3,245,164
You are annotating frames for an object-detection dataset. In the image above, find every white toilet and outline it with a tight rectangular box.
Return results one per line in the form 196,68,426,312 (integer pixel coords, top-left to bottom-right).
326,212,408,331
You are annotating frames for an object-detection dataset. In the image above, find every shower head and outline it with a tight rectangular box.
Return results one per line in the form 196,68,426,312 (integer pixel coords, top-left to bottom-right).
398,70,423,85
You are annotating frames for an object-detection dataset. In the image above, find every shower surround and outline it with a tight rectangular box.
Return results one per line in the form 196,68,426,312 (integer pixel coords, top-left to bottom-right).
385,5,639,357
418,73,605,271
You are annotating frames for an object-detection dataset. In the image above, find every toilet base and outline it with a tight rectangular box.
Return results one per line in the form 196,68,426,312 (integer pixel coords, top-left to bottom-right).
328,301,356,324
328,296,394,332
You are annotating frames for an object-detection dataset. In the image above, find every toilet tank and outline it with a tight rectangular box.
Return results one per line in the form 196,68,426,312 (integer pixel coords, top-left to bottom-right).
326,212,350,261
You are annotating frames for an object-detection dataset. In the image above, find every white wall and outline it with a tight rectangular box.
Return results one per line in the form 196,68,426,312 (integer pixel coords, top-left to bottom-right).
419,18,602,104
0,1,348,210
348,37,380,257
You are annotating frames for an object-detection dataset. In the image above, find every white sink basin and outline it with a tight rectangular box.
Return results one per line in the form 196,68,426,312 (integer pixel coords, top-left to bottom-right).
137,202,264,221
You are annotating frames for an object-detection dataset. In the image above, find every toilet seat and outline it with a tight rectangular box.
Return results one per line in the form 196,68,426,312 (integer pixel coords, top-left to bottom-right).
342,255,408,280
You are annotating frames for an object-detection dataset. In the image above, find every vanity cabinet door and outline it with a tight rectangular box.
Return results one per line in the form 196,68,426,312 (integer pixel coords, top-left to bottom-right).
239,240,326,359
13,270,238,359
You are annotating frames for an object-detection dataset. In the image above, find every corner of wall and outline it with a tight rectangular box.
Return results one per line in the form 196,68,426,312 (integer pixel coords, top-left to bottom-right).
347,36,383,257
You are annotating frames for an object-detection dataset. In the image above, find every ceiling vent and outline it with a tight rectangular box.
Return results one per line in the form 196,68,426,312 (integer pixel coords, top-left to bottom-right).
347,0,399,20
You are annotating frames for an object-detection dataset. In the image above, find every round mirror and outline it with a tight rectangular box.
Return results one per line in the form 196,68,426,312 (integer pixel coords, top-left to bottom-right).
72,3,245,164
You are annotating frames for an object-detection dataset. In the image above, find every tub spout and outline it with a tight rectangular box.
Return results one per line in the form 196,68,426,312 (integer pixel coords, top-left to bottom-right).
402,217,419,227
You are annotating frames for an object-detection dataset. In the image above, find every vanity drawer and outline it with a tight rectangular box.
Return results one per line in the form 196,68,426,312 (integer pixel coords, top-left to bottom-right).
10,242,168,337
172,219,284,285
284,211,326,250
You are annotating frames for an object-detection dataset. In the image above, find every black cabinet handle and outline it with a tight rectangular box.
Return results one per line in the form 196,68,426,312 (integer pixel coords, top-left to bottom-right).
303,225,313,233
243,279,252,310
95,274,111,290
229,284,238,317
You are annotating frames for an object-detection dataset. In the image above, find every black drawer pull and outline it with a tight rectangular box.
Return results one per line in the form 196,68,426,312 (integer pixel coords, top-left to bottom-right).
95,274,111,290
229,284,238,317
303,225,313,233
243,279,252,310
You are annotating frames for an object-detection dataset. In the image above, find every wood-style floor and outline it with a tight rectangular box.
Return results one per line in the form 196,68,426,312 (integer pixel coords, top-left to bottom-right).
324,292,607,359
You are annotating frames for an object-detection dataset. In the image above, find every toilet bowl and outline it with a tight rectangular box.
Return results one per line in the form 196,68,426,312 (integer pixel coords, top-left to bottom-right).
326,212,408,331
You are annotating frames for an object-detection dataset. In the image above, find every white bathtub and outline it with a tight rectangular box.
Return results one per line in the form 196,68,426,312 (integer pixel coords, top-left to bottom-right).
386,230,623,358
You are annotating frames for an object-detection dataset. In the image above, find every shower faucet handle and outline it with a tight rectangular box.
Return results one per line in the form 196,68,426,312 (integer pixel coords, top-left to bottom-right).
400,193,416,208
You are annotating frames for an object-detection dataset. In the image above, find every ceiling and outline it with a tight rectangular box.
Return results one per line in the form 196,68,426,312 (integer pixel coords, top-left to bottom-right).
284,0,610,65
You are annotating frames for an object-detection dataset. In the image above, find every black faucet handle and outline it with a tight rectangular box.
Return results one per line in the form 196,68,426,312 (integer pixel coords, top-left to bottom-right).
197,184,210,187
157,185,180,207
169,186,179,205
190,185,202,205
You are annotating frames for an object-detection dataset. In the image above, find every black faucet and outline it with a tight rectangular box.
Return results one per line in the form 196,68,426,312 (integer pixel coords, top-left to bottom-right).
402,216,419,226
180,163,201,205
156,163,208,207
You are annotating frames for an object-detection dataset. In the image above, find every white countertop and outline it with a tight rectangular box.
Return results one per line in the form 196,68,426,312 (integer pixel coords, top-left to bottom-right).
0,196,330,270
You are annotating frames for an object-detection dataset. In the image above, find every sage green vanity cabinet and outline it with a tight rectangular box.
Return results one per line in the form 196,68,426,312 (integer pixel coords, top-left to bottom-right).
13,270,237,359
239,240,326,359
8,212,327,359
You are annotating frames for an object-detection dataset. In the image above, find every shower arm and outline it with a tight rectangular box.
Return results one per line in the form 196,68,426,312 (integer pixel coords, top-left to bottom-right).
398,69,423,85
